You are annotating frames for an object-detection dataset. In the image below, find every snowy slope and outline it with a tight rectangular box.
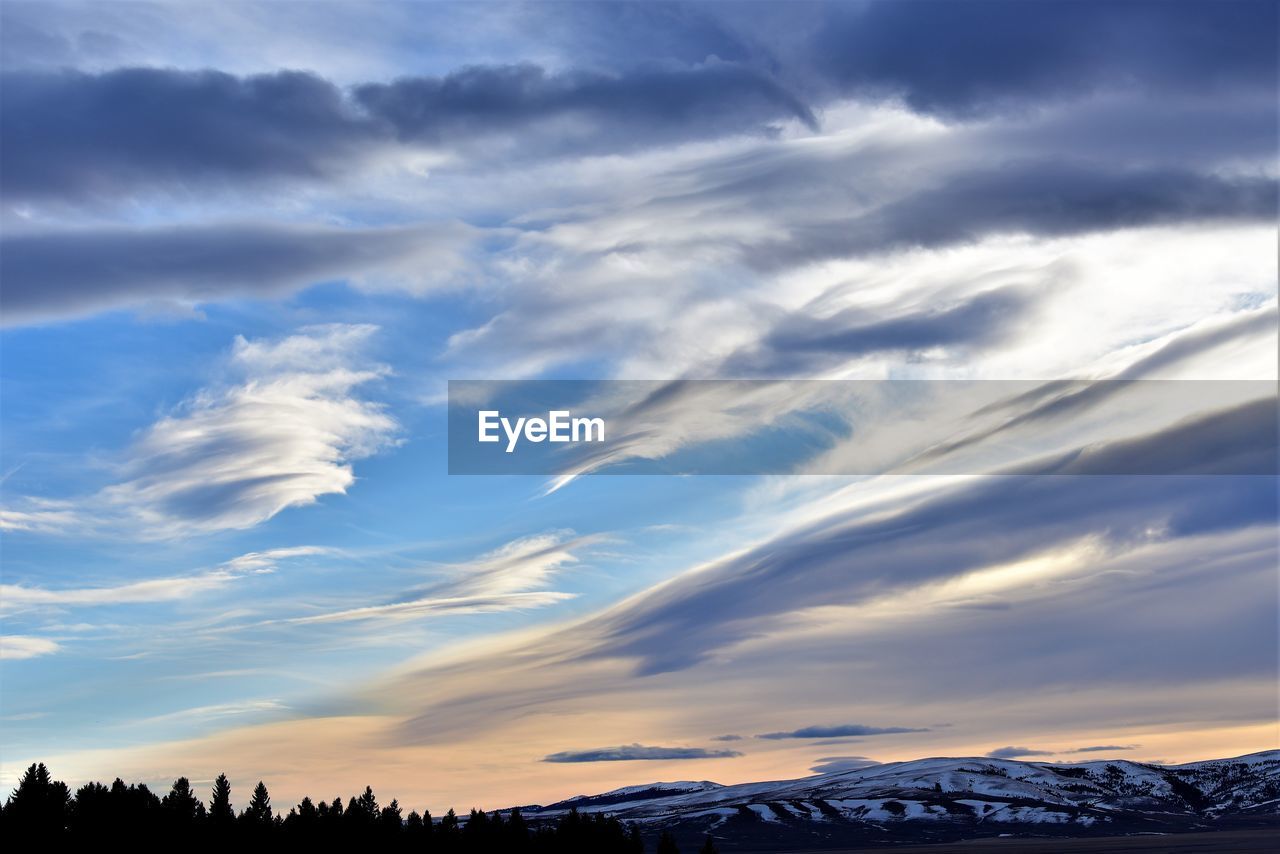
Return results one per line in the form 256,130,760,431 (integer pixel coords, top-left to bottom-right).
515,751,1280,849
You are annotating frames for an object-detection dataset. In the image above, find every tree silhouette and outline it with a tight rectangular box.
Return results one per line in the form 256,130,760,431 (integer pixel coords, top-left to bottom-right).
242,781,273,826
657,829,681,854
3,760,649,851
699,834,720,854
69,781,110,835
209,773,234,827
162,776,203,827
379,797,403,835
5,763,70,837
356,785,379,820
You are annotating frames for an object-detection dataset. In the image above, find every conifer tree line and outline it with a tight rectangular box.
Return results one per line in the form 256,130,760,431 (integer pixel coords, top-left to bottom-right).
1,762,721,853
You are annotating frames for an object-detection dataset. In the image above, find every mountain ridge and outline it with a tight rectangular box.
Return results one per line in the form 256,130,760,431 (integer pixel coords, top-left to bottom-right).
507,750,1280,850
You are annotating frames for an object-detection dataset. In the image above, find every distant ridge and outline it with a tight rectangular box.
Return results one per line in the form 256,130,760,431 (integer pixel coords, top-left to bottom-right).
508,750,1280,850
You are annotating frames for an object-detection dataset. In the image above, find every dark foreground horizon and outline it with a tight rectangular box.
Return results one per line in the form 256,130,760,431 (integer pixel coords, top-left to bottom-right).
4,749,1276,851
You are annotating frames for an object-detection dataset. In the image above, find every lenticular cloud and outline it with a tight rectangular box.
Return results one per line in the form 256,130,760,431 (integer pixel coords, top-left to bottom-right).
101,324,398,536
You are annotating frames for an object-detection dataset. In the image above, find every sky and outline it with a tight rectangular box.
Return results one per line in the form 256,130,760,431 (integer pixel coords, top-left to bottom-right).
1,0,1277,814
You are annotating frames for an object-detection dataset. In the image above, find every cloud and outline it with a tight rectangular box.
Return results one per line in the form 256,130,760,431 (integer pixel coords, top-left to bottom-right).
711,734,743,742
0,635,61,660
810,756,881,774
810,0,1277,117
5,3,1271,206
571,405,1277,675
282,591,577,626
355,60,817,148
1070,745,1137,754
96,324,398,536
0,68,374,201
0,62,814,203
722,286,1031,375
276,532,591,626
758,724,928,740
1,325,396,538
542,744,742,763
987,746,1054,759
741,163,1276,273
134,699,289,727
0,499,79,534
0,547,326,613
0,222,477,326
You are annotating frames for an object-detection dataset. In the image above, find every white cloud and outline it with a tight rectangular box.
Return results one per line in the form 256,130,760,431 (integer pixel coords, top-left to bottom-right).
277,532,591,626
283,591,577,626
0,498,80,534
0,546,327,613
3,325,398,539
0,635,61,660
134,699,288,726
80,324,398,537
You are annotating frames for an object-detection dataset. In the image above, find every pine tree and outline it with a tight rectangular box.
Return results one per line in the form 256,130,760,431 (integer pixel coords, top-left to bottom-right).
657,829,681,854
69,782,111,835
296,795,318,827
6,762,70,835
162,777,200,825
349,785,378,828
209,773,234,826
700,834,720,854
507,805,528,839
244,781,273,826
379,797,402,833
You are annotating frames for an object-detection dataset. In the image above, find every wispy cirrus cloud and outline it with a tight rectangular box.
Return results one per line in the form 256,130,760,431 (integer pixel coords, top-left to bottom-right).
2,324,398,539
0,547,329,614
282,591,577,626
106,323,396,536
810,756,881,774
278,532,592,626
543,744,742,763
0,498,79,534
0,635,61,660
134,699,289,727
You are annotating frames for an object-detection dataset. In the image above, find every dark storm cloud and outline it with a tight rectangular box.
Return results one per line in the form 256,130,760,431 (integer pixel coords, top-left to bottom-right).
723,287,1029,375
0,62,814,203
758,724,927,740
583,405,1278,674
4,2,1271,204
353,61,817,144
543,744,742,762
987,746,1052,759
0,68,373,200
1014,398,1278,480
810,0,1278,117
0,222,473,325
744,163,1277,271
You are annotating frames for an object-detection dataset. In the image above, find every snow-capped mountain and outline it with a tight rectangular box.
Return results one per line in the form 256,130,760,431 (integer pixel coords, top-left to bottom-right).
515,751,1280,850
